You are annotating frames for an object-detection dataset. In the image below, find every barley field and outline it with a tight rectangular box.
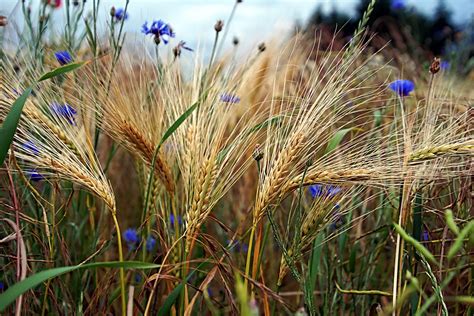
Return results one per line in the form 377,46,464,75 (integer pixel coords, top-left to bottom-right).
0,0,473,315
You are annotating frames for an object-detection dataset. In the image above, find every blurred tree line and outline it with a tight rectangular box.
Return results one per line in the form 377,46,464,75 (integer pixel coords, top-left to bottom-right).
306,0,474,74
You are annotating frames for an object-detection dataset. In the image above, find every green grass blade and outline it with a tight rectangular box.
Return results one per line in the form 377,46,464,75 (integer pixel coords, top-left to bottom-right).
37,61,89,82
157,266,198,316
324,128,361,155
309,234,323,288
0,261,160,312
447,221,474,260
0,87,33,165
142,100,200,226
445,209,460,235
158,101,198,147
393,223,437,265
412,192,423,242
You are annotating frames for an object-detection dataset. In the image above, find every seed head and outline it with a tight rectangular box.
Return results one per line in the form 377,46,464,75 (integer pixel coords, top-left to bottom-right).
0,16,7,27
173,41,193,58
214,20,224,33
253,144,263,161
429,57,440,74
258,42,266,52
110,6,116,17
233,36,239,46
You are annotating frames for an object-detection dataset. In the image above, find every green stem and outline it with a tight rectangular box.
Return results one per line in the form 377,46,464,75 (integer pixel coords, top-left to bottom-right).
208,32,220,70
244,224,256,291
215,1,239,59
112,212,126,316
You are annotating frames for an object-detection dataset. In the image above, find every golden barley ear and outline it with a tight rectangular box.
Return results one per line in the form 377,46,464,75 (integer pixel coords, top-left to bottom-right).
0,75,116,212
76,59,176,196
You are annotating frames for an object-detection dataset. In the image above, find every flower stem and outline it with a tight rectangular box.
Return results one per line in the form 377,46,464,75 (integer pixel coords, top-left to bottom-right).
111,211,126,316
215,1,239,59
208,32,220,70
244,223,256,291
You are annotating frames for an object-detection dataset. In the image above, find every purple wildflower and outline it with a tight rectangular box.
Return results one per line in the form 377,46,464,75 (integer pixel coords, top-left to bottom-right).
207,287,213,297
26,169,44,182
227,239,248,253
170,214,183,227
173,40,194,57
54,51,73,65
388,79,415,97
422,230,429,242
440,61,450,71
142,20,175,44
177,41,193,52
51,103,77,125
220,93,240,104
23,141,40,155
134,273,142,284
146,236,156,252
309,185,342,198
391,0,406,10
123,228,139,250
114,8,128,21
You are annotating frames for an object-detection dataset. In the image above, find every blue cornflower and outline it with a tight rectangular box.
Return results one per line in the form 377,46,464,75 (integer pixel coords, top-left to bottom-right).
388,79,415,97
134,273,142,284
26,169,44,182
0,281,5,292
173,41,194,57
206,287,213,297
220,93,240,104
170,214,183,227
227,239,248,253
51,102,77,125
309,185,342,198
142,20,175,44
54,51,73,65
177,41,193,52
123,228,139,250
422,230,429,242
114,8,128,21
391,0,406,10
23,141,40,155
440,61,450,71
146,236,156,252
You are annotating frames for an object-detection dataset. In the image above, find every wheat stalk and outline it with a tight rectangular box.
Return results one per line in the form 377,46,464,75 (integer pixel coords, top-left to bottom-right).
185,155,218,249
253,133,306,222
120,121,175,194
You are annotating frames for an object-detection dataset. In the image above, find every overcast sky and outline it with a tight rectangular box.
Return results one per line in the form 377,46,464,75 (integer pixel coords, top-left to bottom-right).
2,0,473,55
